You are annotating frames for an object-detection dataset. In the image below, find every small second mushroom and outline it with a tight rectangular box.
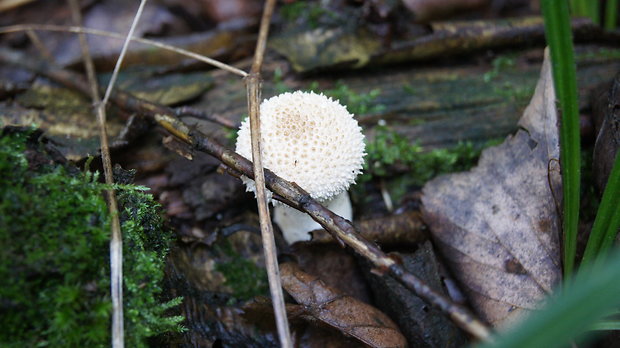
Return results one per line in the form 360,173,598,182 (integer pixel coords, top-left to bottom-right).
235,91,366,244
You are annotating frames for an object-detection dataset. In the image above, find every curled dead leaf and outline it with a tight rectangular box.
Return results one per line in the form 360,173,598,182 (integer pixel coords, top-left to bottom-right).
280,262,408,348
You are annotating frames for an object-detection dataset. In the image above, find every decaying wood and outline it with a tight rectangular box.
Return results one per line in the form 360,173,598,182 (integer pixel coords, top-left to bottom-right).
377,17,620,66
361,241,468,347
201,47,620,151
0,46,492,341
271,16,620,73
310,211,428,246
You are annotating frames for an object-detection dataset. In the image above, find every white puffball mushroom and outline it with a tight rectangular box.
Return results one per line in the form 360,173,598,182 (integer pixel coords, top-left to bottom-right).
235,90,366,244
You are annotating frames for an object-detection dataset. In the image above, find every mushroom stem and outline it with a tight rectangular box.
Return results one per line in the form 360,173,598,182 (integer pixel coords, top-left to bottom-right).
274,191,353,244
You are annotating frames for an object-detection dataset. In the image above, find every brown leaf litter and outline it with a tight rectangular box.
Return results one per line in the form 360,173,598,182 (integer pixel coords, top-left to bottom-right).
422,51,562,328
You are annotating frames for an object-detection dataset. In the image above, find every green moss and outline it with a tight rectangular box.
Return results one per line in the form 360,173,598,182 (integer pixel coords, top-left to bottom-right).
0,128,183,347
270,71,385,115
483,55,517,83
493,81,536,102
482,55,535,103
272,67,290,95
402,83,416,95
355,125,499,201
312,81,385,115
279,1,341,29
575,47,620,62
214,240,268,304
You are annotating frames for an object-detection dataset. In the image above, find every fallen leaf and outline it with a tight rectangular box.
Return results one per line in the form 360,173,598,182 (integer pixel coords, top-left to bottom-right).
199,0,263,25
53,0,176,66
270,26,383,73
3,68,210,161
293,244,372,304
1,87,125,161
297,324,368,348
242,297,365,348
421,51,562,328
593,72,620,194
165,153,245,221
114,71,213,106
402,0,490,22
280,262,408,348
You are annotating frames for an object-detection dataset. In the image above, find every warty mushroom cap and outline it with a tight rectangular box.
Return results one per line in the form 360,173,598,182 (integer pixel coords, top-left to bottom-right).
235,90,366,202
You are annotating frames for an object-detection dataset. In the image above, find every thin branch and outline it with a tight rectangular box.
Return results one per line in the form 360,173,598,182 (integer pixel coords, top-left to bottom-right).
0,47,493,342
250,0,276,74
0,24,248,77
68,0,147,347
25,29,54,63
245,0,292,347
68,1,98,100
101,0,146,105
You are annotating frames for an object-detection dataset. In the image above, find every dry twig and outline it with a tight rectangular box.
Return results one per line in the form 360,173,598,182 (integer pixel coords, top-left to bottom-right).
67,1,148,346
0,24,247,77
244,0,292,346
102,2,148,346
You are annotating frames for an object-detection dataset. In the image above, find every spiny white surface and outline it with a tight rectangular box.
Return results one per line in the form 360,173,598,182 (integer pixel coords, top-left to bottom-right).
235,90,366,202
274,191,352,244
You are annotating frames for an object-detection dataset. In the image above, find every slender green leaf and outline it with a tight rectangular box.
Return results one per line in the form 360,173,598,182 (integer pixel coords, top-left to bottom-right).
541,0,581,277
605,0,618,30
596,152,620,252
590,320,620,331
570,0,585,16
570,0,600,24
477,250,620,348
588,0,600,25
582,151,620,264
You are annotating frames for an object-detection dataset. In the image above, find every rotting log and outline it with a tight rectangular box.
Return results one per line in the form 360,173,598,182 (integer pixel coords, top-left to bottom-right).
193,46,620,150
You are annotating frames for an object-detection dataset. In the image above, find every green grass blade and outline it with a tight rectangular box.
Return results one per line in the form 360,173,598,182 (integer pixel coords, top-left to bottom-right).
570,0,586,16
571,0,600,24
477,250,620,348
596,151,620,252
541,0,581,277
590,320,620,331
605,0,618,32
582,151,620,264
588,0,600,25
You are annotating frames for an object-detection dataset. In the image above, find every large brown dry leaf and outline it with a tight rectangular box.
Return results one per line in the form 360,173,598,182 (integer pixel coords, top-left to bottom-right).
280,262,408,348
421,52,562,328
